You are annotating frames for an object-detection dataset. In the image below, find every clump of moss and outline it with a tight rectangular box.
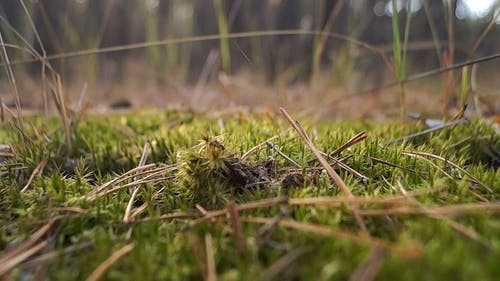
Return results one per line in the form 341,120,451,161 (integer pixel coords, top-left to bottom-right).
176,135,237,208
176,135,276,208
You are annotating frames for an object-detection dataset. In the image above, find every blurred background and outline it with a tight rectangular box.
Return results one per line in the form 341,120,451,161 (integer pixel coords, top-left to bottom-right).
0,0,499,119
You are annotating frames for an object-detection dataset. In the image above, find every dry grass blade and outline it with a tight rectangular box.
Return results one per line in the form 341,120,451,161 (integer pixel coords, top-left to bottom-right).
396,180,494,250
21,157,48,192
0,220,54,265
0,219,54,276
0,241,47,277
191,197,289,226
89,163,158,196
329,131,367,157
0,29,24,137
349,248,385,281
402,151,492,193
205,233,217,281
356,202,500,217
289,195,409,207
312,0,347,80
85,243,135,281
123,141,150,223
279,107,368,234
131,212,198,224
228,204,245,254
188,233,207,279
123,187,141,223
21,241,93,269
241,217,421,258
257,247,310,281
370,156,422,174
387,118,468,145
3,30,385,67
241,130,294,162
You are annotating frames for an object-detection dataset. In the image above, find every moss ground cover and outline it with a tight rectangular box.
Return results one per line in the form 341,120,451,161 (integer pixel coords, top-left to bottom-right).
0,110,499,280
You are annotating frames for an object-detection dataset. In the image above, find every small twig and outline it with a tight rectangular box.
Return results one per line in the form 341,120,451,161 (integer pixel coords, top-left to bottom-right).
85,243,135,281
387,118,468,145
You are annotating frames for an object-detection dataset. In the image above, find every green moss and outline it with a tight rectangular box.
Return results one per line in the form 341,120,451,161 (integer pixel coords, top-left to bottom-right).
0,112,499,280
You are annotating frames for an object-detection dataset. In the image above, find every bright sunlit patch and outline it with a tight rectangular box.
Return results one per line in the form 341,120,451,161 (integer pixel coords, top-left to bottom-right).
458,0,496,19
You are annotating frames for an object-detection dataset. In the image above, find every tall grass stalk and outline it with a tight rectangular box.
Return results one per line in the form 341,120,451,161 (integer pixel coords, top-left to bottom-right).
391,0,412,120
213,0,231,73
460,66,468,108
0,30,24,134
311,0,345,85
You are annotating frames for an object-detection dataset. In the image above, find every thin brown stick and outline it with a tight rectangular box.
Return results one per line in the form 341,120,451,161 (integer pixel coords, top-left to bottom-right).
228,204,245,254
241,217,421,258
356,202,500,217
279,107,368,234
85,243,135,281
205,234,217,281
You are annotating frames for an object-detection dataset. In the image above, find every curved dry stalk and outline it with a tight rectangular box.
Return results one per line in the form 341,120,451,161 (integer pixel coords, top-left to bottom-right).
123,141,150,223
241,217,421,258
402,151,492,193
279,107,368,234
396,179,494,250
2,29,389,70
21,157,48,192
387,118,468,145
356,202,500,217
85,243,135,281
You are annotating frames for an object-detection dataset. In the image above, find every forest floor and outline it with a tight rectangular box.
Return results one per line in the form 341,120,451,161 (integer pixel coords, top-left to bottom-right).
0,107,499,280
